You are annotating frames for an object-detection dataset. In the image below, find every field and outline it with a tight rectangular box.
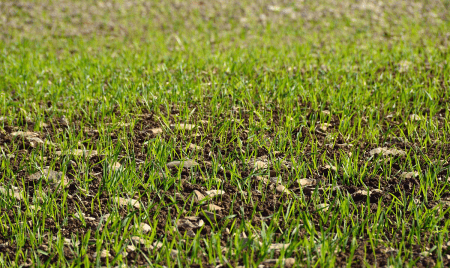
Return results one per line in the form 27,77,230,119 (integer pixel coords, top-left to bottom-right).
1,0,450,267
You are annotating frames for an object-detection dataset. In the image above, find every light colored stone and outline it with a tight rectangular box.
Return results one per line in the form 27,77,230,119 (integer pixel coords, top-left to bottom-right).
319,122,332,131
11,131,39,138
55,149,98,158
317,203,329,211
177,219,197,229
324,164,337,171
261,259,277,265
285,258,296,267
126,245,136,252
59,116,69,127
261,258,295,267
0,154,15,159
205,204,223,211
116,197,141,209
410,114,423,121
167,159,199,169
170,249,179,258
369,147,406,157
175,193,185,201
129,236,148,245
137,223,152,234
205,190,225,197
0,186,23,200
270,177,281,184
336,143,353,148
254,161,268,169
269,243,290,251
178,217,204,229
94,249,110,259
101,214,111,222
63,238,80,247
353,190,369,196
170,124,197,131
421,251,431,257
27,137,44,147
187,144,202,151
111,162,122,171
298,178,316,187
153,241,164,250
74,212,95,221
255,176,270,184
202,210,218,220
276,184,290,195
400,171,419,179
186,229,196,237
29,168,69,187
107,122,131,127
193,190,206,202
10,132,50,147
150,128,163,134
370,189,383,195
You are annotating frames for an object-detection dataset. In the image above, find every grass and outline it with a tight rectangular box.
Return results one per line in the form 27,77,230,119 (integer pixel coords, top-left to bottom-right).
1,0,450,267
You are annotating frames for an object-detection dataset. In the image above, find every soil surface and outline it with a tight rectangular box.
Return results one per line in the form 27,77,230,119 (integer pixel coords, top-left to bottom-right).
1,102,449,267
